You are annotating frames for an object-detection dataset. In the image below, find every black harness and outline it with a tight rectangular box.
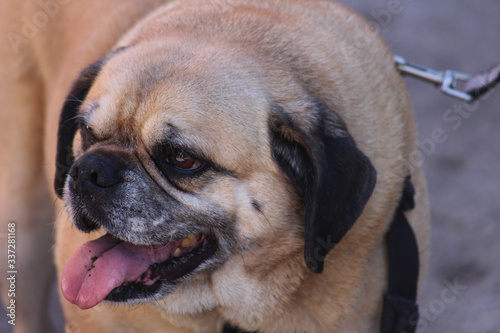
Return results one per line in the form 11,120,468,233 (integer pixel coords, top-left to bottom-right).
223,176,420,333
379,176,419,333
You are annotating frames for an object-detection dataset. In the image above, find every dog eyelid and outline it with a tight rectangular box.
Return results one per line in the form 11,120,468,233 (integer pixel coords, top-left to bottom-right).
166,150,202,170
81,124,97,146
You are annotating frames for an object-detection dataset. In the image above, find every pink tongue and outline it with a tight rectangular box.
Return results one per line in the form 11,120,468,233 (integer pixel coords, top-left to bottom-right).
61,234,177,309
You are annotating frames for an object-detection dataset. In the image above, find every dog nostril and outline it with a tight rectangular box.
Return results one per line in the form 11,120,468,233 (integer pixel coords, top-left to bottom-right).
89,166,120,188
69,165,80,181
89,170,99,186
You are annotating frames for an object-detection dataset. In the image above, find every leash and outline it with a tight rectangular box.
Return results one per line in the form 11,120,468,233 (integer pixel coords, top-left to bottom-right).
395,55,500,102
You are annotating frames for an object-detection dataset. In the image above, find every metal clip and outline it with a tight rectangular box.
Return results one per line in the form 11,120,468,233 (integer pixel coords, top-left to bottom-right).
395,55,472,102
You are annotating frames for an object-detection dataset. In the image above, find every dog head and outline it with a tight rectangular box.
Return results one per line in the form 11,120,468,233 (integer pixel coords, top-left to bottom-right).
54,1,384,323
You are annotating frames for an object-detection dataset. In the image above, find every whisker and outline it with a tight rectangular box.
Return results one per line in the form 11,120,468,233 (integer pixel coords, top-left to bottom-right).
65,94,84,103
61,114,86,127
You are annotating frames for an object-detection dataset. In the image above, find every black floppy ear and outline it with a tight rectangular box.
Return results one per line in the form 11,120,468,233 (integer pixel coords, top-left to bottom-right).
53,59,106,198
54,47,127,198
269,103,376,273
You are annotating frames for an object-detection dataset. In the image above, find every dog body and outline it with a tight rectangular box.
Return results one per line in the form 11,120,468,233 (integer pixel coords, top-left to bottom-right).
0,0,429,332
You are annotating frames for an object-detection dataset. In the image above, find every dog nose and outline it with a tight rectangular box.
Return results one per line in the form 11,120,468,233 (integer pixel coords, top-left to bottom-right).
66,148,134,233
69,153,123,190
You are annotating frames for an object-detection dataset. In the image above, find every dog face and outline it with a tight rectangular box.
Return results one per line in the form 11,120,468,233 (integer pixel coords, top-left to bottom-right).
54,4,377,320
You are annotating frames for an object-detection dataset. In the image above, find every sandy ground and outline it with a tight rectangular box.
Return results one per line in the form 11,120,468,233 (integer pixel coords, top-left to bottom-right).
1,1,499,332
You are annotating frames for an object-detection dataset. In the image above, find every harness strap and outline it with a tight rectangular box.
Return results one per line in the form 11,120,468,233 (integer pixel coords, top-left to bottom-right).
222,323,256,333
380,176,420,333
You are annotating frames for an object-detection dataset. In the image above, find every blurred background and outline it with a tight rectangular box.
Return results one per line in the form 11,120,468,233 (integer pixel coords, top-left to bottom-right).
340,1,500,332
1,1,499,332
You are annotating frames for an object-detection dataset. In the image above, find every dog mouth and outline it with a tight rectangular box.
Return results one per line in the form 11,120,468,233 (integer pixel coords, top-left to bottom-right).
61,232,217,309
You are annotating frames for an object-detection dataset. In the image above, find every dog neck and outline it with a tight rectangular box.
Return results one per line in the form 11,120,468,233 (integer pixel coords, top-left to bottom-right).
223,176,420,333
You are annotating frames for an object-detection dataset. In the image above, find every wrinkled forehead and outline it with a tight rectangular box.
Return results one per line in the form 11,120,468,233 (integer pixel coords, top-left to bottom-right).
82,42,271,165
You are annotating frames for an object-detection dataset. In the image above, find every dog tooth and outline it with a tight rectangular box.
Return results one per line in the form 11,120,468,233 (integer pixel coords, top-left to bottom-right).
181,234,197,248
173,247,183,257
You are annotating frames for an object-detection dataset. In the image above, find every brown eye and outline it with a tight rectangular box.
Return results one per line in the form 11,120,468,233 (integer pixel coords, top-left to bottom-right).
81,125,96,146
168,150,202,170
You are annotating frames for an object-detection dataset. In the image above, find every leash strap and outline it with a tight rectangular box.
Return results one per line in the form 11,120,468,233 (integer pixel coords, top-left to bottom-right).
380,176,419,333
395,55,500,102
464,62,500,101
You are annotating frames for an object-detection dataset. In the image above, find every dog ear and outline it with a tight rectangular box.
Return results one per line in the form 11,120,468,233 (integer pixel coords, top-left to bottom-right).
269,103,376,273
53,59,106,198
54,48,128,198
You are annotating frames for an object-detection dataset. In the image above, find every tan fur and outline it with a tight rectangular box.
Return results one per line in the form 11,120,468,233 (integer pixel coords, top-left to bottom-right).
0,0,429,332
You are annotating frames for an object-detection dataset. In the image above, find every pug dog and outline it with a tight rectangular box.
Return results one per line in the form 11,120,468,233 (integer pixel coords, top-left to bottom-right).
0,0,429,332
